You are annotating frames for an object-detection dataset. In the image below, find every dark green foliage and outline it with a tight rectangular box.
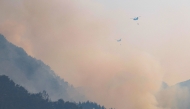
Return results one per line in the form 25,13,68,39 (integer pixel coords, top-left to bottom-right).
0,75,108,109
78,101,106,109
0,75,82,109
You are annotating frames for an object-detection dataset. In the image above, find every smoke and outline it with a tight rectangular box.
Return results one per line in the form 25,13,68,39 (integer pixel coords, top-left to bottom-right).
1,0,188,109
156,85,190,109
0,34,86,102
78,51,164,109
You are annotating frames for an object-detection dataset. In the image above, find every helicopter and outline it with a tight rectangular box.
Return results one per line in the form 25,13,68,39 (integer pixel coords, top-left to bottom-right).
131,16,140,20
131,16,141,25
117,39,121,42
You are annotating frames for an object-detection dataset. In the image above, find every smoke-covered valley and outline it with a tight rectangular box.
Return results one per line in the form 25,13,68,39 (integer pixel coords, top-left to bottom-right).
1,0,190,109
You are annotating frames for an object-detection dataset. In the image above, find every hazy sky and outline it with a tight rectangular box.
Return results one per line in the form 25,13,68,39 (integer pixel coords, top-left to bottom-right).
1,0,190,108
91,0,190,86
93,0,190,85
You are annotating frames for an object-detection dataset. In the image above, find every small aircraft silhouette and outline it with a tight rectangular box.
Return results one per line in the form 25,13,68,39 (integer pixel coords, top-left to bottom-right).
117,39,121,42
131,16,141,25
131,16,140,20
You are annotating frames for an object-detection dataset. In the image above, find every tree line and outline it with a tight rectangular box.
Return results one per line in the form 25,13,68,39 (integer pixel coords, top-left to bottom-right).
0,75,107,109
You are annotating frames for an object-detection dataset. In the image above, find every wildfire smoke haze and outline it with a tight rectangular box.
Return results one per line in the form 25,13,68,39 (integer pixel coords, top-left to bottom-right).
1,0,190,109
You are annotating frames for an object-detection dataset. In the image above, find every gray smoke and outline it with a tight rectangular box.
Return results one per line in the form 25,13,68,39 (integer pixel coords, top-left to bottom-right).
0,0,165,108
0,35,85,102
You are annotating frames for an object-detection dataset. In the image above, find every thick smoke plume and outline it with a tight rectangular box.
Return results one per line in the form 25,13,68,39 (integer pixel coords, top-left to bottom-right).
1,0,187,108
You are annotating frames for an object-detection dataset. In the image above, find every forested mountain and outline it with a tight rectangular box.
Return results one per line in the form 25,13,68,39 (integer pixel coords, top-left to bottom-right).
0,34,109,109
0,75,106,109
0,34,84,101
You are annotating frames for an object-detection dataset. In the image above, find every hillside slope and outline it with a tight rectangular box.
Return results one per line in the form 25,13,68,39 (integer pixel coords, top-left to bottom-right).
0,34,84,101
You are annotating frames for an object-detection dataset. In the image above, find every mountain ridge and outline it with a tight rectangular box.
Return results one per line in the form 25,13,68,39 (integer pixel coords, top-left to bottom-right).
0,34,85,102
